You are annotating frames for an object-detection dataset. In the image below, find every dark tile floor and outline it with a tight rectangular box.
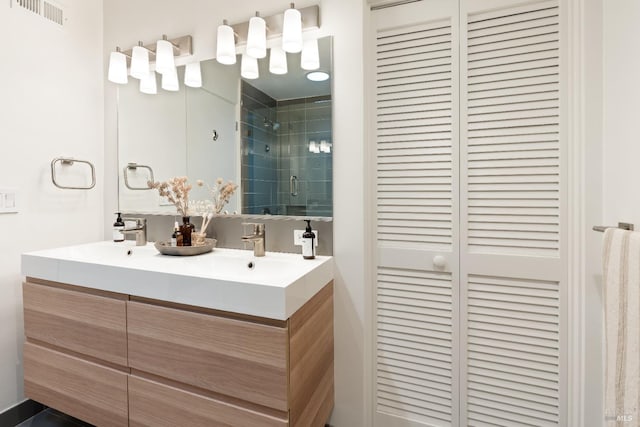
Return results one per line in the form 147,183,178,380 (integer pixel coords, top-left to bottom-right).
15,409,92,427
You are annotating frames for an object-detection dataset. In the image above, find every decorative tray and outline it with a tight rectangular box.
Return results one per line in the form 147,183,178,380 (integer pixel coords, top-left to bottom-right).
154,238,217,256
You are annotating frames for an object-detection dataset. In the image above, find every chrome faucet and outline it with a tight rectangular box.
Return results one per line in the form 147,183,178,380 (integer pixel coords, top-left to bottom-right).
241,223,266,257
122,217,147,246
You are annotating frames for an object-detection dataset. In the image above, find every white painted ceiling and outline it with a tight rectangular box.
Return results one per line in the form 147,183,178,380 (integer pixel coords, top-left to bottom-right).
242,36,332,101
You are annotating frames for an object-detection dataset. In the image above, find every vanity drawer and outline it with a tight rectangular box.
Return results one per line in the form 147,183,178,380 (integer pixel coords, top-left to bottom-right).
24,342,128,427
23,281,128,366
127,301,289,411
129,375,288,427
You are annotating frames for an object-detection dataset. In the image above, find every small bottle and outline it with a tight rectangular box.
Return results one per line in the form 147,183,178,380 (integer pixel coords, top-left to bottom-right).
302,220,316,259
113,212,125,242
175,222,184,247
170,221,179,247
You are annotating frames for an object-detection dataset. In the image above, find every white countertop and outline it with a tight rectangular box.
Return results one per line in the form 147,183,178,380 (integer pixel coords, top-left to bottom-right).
22,241,333,320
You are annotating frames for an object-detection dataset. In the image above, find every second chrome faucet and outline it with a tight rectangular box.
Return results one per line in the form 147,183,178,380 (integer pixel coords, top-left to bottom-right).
241,223,265,257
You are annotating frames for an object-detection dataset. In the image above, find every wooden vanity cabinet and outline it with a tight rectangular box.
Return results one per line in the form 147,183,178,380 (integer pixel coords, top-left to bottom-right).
23,280,129,427
22,278,334,427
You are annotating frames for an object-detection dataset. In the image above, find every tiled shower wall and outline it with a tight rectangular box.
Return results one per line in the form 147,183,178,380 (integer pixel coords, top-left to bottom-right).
277,96,333,217
241,82,333,217
241,81,278,215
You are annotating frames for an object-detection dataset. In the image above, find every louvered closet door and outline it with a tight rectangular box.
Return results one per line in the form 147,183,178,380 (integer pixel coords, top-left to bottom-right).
460,1,565,426
373,1,460,426
372,0,566,426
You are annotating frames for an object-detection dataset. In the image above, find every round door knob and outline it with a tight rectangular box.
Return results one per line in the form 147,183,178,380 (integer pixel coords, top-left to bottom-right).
433,255,446,269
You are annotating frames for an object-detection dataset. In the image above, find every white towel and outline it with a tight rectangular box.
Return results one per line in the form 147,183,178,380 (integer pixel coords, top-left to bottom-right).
604,228,640,426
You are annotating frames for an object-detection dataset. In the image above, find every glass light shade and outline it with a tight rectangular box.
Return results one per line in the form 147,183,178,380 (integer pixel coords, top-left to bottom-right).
241,54,259,80
107,50,128,84
269,46,288,75
139,70,157,94
216,23,237,65
282,7,302,53
246,15,266,59
161,67,179,91
130,45,150,79
301,39,320,70
156,39,176,75
309,140,319,153
320,140,331,153
184,62,202,88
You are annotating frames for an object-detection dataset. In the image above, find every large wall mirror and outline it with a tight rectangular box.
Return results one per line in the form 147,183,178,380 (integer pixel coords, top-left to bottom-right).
117,37,333,218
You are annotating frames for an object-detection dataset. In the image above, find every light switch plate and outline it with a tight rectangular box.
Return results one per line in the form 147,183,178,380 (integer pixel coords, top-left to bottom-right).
293,229,319,246
0,188,18,214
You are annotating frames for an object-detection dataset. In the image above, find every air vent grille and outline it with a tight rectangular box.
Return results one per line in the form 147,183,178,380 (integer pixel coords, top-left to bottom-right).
15,0,64,26
44,2,64,25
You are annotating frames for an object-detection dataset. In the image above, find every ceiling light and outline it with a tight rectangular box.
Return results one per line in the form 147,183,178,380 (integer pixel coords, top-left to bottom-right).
301,38,320,70
139,70,157,94
156,35,176,75
107,47,128,84
246,12,266,59
241,54,259,79
184,62,202,88
306,71,330,82
216,20,236,65
282,3,303,53
161,67,179,91
269,46,288,75
130,42,150,80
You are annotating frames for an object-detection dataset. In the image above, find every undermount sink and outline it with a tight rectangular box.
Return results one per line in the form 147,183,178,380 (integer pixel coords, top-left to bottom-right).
22,241,333,320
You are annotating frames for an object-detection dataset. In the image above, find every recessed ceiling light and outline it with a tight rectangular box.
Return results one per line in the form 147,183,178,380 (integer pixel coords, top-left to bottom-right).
306,71,330,82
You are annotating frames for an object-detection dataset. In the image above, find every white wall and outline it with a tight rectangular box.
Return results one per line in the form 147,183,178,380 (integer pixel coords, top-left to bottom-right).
603,3,640,226
0,0,104,412
104,1,368,425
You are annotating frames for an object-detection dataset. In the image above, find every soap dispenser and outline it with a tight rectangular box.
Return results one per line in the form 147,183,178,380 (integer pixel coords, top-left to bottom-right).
113,212,125,242
302,220,316,259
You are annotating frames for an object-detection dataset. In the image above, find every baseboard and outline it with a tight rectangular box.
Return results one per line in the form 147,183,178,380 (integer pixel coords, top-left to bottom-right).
0,399,45,427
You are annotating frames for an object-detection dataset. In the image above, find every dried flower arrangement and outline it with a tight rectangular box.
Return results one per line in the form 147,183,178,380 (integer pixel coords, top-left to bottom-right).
197,178,238,214
147,176,193,217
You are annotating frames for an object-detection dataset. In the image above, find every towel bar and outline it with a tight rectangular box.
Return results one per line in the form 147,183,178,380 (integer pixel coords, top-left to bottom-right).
592,222,634,232
123,162,154,190
51,157,96,190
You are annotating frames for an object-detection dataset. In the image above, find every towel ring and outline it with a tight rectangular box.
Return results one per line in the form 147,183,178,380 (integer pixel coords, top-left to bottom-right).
51,157,96,190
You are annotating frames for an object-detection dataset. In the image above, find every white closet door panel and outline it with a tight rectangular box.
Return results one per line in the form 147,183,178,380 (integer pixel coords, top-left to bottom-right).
374,1,459,425
460,1,564,426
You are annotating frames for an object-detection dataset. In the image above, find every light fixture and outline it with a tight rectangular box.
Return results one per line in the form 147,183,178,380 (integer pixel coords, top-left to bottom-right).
161,67,179,91
309,140,320,153
241,54,259,79
107,47,128,84
320,140,331,153
246,12,267,59
184,62,202,88
139,70,157,94
282,3,303,53
306,71,330,82
130,42,150,80
301,38,320,70
216,20,236,65
269,46,288,75
156,35,176,75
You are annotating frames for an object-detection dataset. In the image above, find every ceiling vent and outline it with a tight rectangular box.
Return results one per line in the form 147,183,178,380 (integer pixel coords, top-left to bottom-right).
15,0,64,26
